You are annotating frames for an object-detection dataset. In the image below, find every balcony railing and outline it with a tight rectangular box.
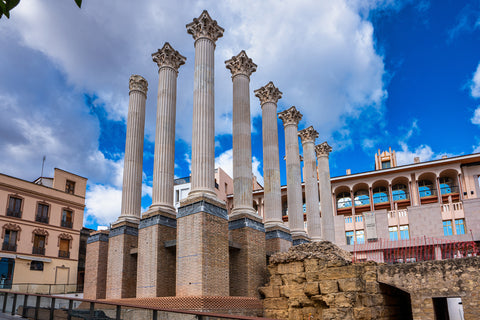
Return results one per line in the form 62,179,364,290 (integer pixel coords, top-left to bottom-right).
1,243,16,252
392,191,410,201
440,185,459,195
61,220,73,228
6,209,21,218
32,247,45,255
35,216,49,224
419,187,437,198
58,250,70,258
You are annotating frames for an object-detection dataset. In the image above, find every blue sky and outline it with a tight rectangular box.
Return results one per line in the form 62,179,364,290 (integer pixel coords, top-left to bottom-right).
0,1,479,229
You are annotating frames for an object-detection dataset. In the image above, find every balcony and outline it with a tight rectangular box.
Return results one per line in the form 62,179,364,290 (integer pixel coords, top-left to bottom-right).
2,243,16,252
6,209,21,218
441,202,464,220
387,209,409,226
344,215,365,231
32,247,45,255
61,220,73,228
35,216,49,224
59,250,70,258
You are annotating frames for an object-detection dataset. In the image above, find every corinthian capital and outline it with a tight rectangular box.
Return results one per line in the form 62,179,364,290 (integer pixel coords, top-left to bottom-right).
254,81,282,105
152,42,186,72
278,106,302,127
315,141,333,157
186,10,224,43
298,126,319,144
225,50,257,78
129,75,148,96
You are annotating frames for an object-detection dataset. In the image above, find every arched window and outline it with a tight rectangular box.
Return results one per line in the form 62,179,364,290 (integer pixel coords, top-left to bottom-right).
373,186,389,204
418,180,434,198
439,177,455,195
354,190,370,206
337,192,352,209
392,184,408,201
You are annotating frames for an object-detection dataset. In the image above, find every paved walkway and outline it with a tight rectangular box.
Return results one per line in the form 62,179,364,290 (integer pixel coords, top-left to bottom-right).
0,313,23,319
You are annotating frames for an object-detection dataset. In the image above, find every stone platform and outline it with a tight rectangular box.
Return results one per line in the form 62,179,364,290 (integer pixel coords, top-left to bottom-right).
103,296,264,317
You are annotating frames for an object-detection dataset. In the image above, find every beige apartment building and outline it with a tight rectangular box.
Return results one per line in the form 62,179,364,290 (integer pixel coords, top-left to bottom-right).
0,168,86,293
228,149,480,261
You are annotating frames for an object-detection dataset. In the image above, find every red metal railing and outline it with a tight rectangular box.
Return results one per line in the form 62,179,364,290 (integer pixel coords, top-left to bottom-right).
352,236,478,264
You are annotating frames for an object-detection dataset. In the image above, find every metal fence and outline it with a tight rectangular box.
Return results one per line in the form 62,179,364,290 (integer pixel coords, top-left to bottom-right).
352,236,478,264
0,290,275,320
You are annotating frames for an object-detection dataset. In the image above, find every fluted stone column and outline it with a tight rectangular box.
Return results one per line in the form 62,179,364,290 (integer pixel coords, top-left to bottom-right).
118,75,148,223
225,51,265,297
106,75,147,299
299,126,322,241
149,43,186,215
225,50,257,217
279,106,308,244
136,43,185,298
255,82,292,254
176,11,229,297
316,142,335,242
187,10,224,200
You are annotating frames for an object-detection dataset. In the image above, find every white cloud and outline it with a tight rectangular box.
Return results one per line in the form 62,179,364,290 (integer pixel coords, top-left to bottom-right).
85,184,122,226
396,143,434,165
214,149,264,186
471,106,480,125
252,156,264,186
471,62,480,98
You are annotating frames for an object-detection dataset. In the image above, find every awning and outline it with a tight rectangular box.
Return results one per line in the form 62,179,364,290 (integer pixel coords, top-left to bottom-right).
16,255,52,263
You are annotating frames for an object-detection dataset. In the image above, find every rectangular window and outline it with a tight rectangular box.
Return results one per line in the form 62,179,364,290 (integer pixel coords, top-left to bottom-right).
65,180,75,195
33,235,46,255
443,220,453,236
381,161,391,169
356,230,365,244
346,231,354,245
36,204,49,224
345,217,352,223
399,225,409,240
2,230,17,252
61,209,73,228
455,219,466,235
30,261,44,271
389,226,398,241
7,197,22,218
355,216,363,222
59,239,70,258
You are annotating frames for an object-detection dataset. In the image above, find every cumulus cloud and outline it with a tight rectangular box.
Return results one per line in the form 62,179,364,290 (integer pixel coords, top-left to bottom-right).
396,143,434,165
85,184,122,226
215,149,264,186
472,106,480,125
471,62,480,98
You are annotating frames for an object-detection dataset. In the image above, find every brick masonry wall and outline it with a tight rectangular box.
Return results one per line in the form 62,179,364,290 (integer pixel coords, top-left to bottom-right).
84,234,109,299
137,218,176,297
106,227,138,299
176,211,229,296
229,221,266,297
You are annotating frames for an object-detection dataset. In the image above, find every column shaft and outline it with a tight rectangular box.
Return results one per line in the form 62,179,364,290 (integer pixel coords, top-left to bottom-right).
151,67,178,213
303,141,322,241
120,76,147,222
262,102,283,225
190,38,216,198
318,153,335,242
284,124,305,237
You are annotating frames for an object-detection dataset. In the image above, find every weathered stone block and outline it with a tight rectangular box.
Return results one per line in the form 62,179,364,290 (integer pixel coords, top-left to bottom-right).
354,307,372,320
282,285,306,298
338,278,364,292
303,282,320,296
304,258,320,273
264,297,289,310
319,279,338,293
277,261,304,274
281,272,306,284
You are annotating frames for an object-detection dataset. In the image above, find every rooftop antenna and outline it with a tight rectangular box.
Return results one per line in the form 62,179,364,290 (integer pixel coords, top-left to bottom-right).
40,155,46,185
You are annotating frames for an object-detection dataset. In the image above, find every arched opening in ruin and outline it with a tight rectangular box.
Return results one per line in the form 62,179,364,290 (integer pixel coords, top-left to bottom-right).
378,282,413,320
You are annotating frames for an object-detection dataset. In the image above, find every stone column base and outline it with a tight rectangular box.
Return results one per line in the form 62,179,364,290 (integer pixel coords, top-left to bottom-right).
84,231,109,299
292,234,311,246
229,212,266,298
265,225,292,256
136,211,176,298
176,196,229,296
106,221,139,299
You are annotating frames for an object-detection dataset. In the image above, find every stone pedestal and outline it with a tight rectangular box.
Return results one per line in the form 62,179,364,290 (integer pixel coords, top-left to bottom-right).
136,212,177,297
105,221,138,299
265,225,293,256
84,231,109,299
229,213,266,298
176,196,229,296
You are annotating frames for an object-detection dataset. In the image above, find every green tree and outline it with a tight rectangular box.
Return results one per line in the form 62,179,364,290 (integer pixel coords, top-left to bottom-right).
0,0,82,19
